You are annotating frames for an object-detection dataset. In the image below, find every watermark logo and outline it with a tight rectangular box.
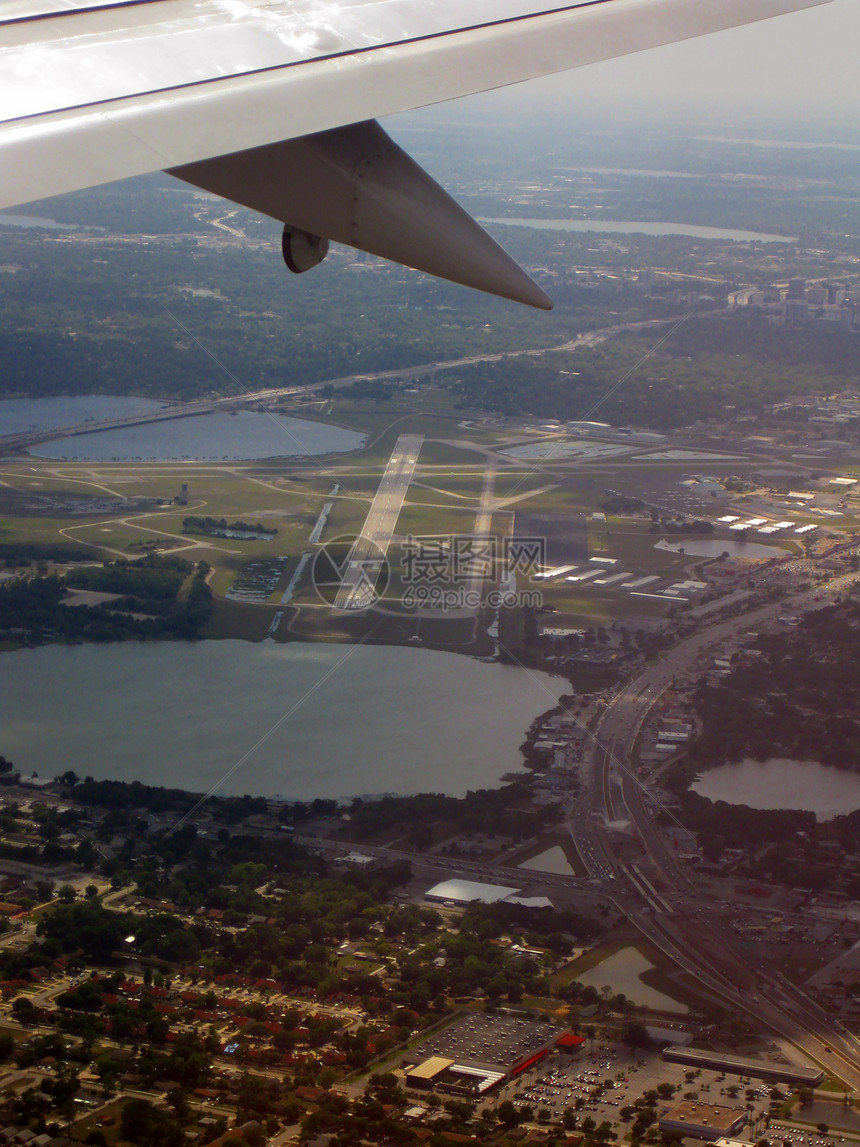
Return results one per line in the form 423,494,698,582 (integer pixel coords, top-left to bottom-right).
401,533,545,612
311,534,391,611
402,534,545,585
401,583,545,612
311,533,546,613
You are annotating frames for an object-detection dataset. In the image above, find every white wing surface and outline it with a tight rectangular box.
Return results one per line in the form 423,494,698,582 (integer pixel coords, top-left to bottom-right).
0,0,830,306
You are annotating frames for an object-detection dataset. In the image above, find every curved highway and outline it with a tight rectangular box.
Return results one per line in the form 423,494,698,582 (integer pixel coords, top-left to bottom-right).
571,576,860,1087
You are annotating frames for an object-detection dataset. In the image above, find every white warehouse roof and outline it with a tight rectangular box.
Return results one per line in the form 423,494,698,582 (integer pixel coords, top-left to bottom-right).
426,879,520,905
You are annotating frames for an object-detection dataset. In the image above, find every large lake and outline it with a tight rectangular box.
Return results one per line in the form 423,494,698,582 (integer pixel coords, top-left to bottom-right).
0,396,169,436
30,411,365,461
0,214,77,230
0,397,365,461
693,758,860,821
483,218,795,243
0,642,563,802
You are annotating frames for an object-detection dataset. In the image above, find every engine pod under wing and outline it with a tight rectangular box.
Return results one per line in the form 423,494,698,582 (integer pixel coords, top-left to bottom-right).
171,119,552,310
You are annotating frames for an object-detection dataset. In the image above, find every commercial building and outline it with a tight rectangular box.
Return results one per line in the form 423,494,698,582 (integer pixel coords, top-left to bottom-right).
424,879,521,906
661,1046,823,1086
405,1056,455,1090
335,851,377,868
404,1014,577,1095
658,1101,747,1141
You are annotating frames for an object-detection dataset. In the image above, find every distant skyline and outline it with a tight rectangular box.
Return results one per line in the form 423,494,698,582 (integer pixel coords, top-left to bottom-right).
406,0,858,133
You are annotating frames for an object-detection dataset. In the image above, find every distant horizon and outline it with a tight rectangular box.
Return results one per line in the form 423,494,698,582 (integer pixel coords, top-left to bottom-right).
390,0,859,142
394,101,860,146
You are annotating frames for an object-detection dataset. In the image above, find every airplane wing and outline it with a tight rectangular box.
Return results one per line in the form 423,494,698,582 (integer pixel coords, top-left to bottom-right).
0,0,830,307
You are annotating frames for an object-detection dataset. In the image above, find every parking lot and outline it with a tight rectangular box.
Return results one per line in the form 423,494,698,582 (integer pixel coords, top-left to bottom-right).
486,1040,811,1134
410,1013,561,1074
771,1099,860,1147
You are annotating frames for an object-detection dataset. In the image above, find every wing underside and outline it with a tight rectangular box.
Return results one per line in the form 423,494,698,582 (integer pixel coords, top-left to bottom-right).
0,0,831,306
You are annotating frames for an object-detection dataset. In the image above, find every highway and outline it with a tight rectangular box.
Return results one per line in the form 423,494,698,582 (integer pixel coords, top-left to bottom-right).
568,573,860,1087
333,434,423,611
0,318,671,454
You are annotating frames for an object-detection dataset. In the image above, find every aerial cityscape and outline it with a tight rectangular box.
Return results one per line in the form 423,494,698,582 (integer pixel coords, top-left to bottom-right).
1,9,860,1144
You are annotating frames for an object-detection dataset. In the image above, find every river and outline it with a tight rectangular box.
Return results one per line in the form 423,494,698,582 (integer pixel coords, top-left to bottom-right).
0,642,563,802
692,758,860,821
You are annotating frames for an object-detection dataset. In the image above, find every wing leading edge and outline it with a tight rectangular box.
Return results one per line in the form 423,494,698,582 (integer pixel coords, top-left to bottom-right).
0,0,831,306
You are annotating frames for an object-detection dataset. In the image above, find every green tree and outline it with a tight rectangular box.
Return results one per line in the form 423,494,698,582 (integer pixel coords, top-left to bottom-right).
497,1100,522,1128
120,1098,184,1147
11,996,37,1024
35,879,54,903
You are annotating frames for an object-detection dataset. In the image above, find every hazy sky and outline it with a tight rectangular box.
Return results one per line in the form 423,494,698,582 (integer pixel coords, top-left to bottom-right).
445,0,859,128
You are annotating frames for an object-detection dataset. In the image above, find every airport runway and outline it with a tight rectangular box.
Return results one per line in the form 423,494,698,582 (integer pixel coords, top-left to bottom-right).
333,434,423,611
463,460,497,599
